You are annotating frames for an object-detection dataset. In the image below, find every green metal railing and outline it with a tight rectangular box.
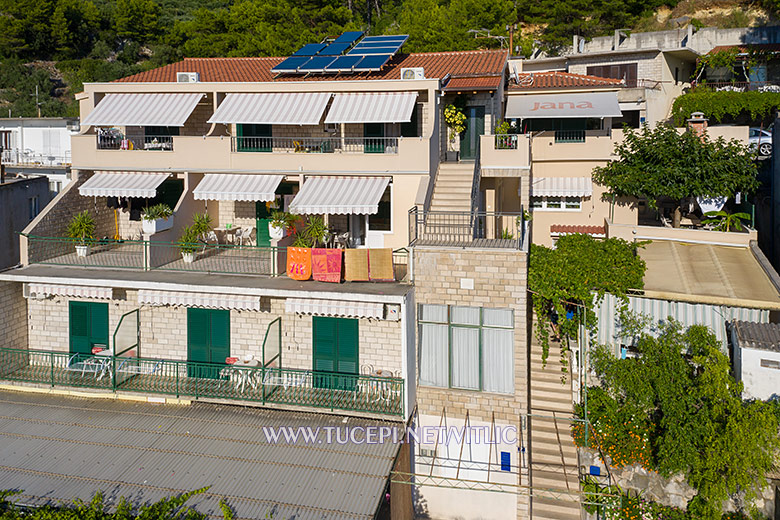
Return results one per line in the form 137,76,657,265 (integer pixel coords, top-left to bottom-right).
0,346,404,417
26,236,146,269
148,241,283,276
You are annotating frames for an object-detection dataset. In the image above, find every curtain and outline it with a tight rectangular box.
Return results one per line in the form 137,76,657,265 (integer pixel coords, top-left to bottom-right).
452,306,480,325
483,308,513,328
451,327,479,389
421,304,448,323
482,328,513,394
420,323,448,387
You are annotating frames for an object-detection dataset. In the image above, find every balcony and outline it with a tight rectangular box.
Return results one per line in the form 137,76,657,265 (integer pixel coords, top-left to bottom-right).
691,81,780,93
479,134,530,172
408,208,528,250
97,134,174,151
531,129,620,162
231,136,399,154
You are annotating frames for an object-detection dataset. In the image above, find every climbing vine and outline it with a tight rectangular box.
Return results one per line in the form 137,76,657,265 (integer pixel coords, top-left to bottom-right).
671,90,780,126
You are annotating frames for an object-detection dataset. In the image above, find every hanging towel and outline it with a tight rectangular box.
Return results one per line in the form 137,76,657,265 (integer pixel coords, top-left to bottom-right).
312,248,342,283
344,249,369,282
368,248,395,282
286,247,312,281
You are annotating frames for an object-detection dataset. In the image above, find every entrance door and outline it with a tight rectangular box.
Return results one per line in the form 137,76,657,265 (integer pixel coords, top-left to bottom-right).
187,308,230,379
312,316,359,390
459,106,485,160
364,123,385,154
69,301,109,355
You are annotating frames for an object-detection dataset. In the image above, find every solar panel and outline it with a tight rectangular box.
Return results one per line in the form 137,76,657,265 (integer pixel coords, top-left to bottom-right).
271,56,311,73
349,46,399,55
292,43,327,56
361,35,408,44
324,55,364,72
353,41,403,48
298,55,337,72
319,42,352,55
353,54,392,71
334,31,364,44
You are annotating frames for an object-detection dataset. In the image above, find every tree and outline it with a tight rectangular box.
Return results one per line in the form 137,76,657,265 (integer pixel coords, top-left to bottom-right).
592,124,759,227
51,0,100,59
114,0,161,43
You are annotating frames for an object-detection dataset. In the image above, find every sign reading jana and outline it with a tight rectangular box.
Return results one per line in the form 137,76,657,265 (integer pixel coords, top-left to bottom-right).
505,91,623,119
529,100,594,112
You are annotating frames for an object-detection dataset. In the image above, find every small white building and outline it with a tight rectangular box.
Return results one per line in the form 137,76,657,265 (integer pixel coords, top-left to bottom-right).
731,321,780,400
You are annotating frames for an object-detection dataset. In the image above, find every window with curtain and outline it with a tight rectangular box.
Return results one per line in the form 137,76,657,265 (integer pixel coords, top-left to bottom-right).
418,304,514,394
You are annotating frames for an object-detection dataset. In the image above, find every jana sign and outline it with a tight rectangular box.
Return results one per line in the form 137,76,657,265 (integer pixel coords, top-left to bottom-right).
529,101,594,112
505,92,622,119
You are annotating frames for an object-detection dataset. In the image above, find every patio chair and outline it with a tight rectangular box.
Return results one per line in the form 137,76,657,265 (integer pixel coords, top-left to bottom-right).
236,227,255,247
200,231,219,253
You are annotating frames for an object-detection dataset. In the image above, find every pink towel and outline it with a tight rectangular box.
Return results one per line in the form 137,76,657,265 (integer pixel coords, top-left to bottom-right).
312,248,342,283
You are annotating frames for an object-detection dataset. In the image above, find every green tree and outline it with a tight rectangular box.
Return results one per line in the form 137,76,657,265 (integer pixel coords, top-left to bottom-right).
592,124,759,226
114,0,161,43
0,0,57,58
51,0,101,59
590,320,780,520
394,0,453,52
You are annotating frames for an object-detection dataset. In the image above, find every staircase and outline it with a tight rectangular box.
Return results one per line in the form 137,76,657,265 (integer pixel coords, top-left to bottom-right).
428,162,475,213
529,331,582,520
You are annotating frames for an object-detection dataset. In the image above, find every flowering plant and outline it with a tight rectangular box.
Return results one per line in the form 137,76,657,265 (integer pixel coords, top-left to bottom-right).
443,104,466,141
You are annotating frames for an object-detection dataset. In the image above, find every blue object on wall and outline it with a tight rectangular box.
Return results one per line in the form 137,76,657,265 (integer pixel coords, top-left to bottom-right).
500,452,511,471
589,465,601,476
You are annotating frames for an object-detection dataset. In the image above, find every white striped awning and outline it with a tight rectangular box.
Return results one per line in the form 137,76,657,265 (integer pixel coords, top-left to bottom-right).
79,172,169,198
193,174,283,202
207,93,331,125
289,176,390,215
324,92,418,123
285,298,384,319
138,290,263,312
27,283,112,300
82,93,204,127
531,177,592,197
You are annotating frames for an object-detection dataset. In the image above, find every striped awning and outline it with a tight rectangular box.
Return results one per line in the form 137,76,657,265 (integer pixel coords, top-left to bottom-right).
289,176,390,215
531,177,592,197
285,298,384,319
193,174,283,202
324,92,418,123
27,283,112,300
82,93,204,127
79,172,169,198
138,290,263,311
207,93,331,125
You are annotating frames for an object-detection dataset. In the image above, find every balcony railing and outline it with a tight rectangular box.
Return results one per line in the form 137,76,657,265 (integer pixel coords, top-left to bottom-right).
691,81,780,92
494,134,519,150
97,134,174,151
408,208,527,249
231,136,399,154
554,130,586,143
0,346,404,417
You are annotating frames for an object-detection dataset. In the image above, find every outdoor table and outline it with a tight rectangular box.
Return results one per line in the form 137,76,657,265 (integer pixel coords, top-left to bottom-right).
214,226,242,244
225,357,259,392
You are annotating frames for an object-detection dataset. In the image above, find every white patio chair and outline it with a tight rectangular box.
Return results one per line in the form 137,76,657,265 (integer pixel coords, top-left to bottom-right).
200,231,219,253
237,227,255,247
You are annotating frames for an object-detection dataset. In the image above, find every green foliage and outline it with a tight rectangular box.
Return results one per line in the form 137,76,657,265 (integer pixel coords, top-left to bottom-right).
192,213,213,236
66,210,96,245
177,225,200,254
51,0,100,58
672,90,780,127
443,104,466,137
141,203,173,220
693,48,741,82
114,0,161,42
702,210,751,232
589,320,780,520
528,234,645,367
269,210,300,232
592,124,759,212
292,215,328,248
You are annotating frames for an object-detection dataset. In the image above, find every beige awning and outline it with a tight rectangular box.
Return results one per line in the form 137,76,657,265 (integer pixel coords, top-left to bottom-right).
208,93,331,125
82,93,204,127
289,176,390,215
79,172,169,198
193,174,283,202
506,91,622,119
324,92,418,123
532,177,592,197
138,290,263,311
285,298,384,319
27,283,112,300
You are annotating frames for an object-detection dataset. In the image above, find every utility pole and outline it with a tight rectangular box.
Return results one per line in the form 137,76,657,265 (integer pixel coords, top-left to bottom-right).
507,24,516,56
35,86,41,118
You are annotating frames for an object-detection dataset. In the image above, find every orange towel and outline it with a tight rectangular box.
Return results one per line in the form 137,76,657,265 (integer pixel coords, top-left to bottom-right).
312,248,342,283
287,247,312,281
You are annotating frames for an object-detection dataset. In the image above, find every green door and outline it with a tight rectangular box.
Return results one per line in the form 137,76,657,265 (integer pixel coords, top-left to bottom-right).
313,317,359,390
364,123,385,154
69,301,109,356
459,106,485,160
255,201,272,247
237,124,272,152
187,308,230,379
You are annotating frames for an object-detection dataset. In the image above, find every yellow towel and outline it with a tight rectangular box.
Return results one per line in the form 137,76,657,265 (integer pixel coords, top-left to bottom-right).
344,249,369,282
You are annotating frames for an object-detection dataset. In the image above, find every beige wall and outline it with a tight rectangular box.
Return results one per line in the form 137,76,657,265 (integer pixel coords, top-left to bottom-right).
0,281,28,348
606,219,757,246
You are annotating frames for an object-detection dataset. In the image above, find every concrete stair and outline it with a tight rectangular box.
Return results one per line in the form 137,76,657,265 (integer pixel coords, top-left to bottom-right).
529,331,582,520
428,162,475,213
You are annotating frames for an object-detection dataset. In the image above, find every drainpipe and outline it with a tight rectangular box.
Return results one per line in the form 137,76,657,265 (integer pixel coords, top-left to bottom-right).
0,145,5,184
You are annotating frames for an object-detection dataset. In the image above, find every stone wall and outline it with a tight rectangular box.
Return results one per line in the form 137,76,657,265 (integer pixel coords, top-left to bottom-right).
568,52,663,81
0,281,28,348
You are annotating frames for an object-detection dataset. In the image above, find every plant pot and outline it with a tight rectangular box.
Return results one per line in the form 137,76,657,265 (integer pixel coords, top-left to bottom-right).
269,222,285,240
142,215,174,234
181,251,196,263
445,150,459,162
75,244,90,257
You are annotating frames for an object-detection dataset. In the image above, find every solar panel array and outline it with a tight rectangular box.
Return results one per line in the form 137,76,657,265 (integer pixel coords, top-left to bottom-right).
271,32,409,74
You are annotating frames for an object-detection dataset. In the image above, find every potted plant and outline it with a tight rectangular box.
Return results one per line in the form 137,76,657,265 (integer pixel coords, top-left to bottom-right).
269,210,298,239
67,210,96,257
292,215,328,248
192,212,213,239
444,103,466,161
141,203,174,234
702,210,751,232
177,225,200,263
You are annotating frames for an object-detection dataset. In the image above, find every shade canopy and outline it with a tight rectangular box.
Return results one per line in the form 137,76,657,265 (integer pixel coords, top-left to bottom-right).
138,290,263,311
78,172,169,198
193,174,283,202
208,93,331,125
324,92,418,123
82,93,204,127
531,177,593,197
289,176,390,215
285,298,384,319
27,284,112,300
505,92,622,119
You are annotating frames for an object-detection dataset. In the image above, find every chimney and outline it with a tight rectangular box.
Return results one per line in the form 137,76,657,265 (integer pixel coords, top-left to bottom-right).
687,111,708,139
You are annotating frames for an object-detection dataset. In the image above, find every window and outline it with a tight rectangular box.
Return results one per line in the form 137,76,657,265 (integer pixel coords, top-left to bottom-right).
419,304,514,394
49,180,62,194
368,185,392,231
28,196,39,220
401,105,419,137
531,197,582,211
144,126,180,136
587,63,638,87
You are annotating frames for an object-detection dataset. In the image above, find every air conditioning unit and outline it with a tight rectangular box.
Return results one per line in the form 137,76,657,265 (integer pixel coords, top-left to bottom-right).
177,72,200,83
401,67,425,80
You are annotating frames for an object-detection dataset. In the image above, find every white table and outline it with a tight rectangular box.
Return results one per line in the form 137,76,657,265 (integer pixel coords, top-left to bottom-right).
224,358,259,392
214,226,242,244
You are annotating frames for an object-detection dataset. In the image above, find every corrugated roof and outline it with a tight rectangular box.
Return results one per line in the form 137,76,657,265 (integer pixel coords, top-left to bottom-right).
114,50,508,84
0,391,401,520
732,320,780,352
442,75,502,91
509,71,623,90
550,224,606,236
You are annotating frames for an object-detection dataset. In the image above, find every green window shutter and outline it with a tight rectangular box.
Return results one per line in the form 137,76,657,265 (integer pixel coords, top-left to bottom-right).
336,318,359,375
209,310,230,364
89,303,109,350
313,316,338,373
69,302,90,355
187,308,211,365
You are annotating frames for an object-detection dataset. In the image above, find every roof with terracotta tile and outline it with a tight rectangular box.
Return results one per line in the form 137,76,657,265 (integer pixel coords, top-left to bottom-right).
442,75,503,91
114,50,508,84
549,224,606,235
508,71,623,91
709,43,780,55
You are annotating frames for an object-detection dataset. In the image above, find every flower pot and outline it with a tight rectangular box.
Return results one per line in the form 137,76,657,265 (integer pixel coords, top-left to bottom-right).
181,251,196,263
269,222,285,239
445,150,459,162
75,245,90,257
142,215,174,235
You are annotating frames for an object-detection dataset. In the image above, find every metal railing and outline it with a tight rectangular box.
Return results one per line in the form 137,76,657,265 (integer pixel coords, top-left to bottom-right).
97,134,174,151
1,149,71,166
0,346,404,417
26,236,147,269
692,80,780,92
231,136,399,154
494,134,519,150
149,241,284,276
408,208,525,249
554,130,586,143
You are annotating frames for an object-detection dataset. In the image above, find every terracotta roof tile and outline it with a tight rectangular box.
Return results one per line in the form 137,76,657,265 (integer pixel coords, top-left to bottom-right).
442,75,502,91
509,71,622,90
709,43,780,55
549,224,606,236
115,50,508,84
